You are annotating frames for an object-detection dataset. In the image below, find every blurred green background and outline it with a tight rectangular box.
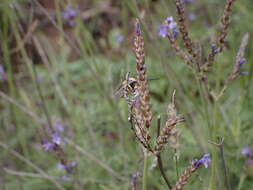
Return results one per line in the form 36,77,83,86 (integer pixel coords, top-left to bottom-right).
0,0,252,189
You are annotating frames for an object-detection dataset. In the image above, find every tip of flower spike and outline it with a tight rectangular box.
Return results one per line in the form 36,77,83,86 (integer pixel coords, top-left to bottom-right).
135,19,141,36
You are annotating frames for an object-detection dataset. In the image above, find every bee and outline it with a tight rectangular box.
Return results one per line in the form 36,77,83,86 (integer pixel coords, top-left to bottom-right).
114,72,138,99
114,72,139,122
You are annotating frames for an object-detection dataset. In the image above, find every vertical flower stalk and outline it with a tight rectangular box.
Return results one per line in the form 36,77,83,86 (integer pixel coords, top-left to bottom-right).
217,0,236,51
174,0,195,57
204,0,236,72
172,154,211,190
133,20,153,140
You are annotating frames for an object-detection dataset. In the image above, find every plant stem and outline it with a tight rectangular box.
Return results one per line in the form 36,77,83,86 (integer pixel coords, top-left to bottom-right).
142,149,148,190
156,116,172,190
209,102,219,190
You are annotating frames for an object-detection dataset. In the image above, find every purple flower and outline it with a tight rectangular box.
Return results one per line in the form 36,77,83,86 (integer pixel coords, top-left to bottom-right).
0,65,6,81
51,133,61,145
0,65,4,74
57,162,66,170
188,13,196,21
192,153,211,168
183,0,194,3
172,29,179,38
55,121,64,133
245,159,253,165
166,16,174,23
158,16,178,38
63,8,77,20
116,35,124,43
58,161,77,174
62,7,78,27
241,147,253,158
211,44,219,54
135,21,141,36
60,175,70,181
240,71,248,75
42,139,54,151
158,25,169,38
238,58,246,67
69,161,77,168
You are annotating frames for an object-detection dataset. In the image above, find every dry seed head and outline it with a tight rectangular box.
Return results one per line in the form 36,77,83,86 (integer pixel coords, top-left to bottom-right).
172,166,197,190
154,92,184,155
134,19,153,130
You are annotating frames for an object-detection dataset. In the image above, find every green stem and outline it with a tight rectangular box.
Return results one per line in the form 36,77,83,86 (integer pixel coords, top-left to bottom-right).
209,102,219,190
142,149,148,190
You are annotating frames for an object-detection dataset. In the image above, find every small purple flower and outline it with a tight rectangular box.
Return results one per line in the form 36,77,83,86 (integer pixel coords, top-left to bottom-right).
57,162,66,170
168,22,177,30
240,71,248,75
211,44,219,55
192,153,211,168
116,35,124,43
183,0,194,3
158,25,169,38
55,121,64,133
63,8,77,20
37,75,44,83
172,29,179,38
135,22,141,36
62,7,78,27
166,16,174,23
245,159,253,165
0,65,6,81
188,13,196,21
238,58,246,67
51,133,61,145
69,161,77,168
0,65,4,74
158,16,178,38
241,147,253,158
42,139,54,151
60,175,70,181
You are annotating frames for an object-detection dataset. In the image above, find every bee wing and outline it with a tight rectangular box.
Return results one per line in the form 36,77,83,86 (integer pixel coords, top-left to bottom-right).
114,84,124,98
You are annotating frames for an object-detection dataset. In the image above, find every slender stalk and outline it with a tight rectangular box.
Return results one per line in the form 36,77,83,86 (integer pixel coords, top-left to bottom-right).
209,102,219,190
31,63,54,132
174,149,179,179
142,149,148,190
156,116,172,190
220,141,231,190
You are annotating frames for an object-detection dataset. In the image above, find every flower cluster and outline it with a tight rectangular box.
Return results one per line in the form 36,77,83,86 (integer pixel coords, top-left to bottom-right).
158,17,179,38
62,7,78,27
